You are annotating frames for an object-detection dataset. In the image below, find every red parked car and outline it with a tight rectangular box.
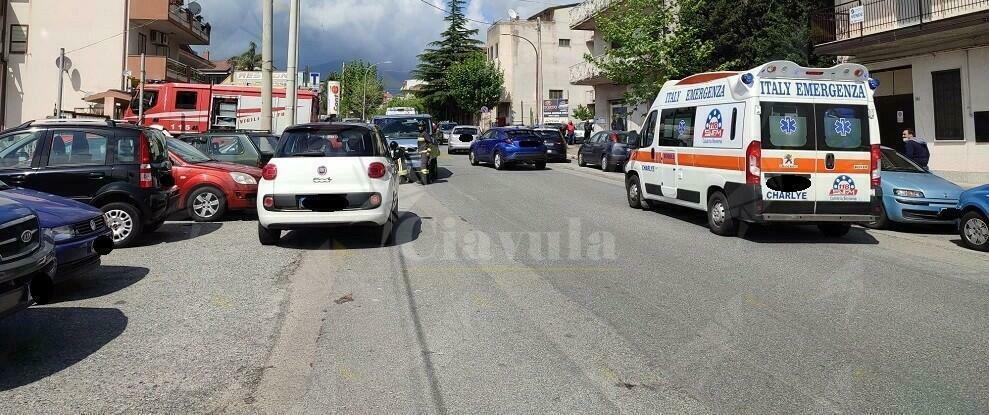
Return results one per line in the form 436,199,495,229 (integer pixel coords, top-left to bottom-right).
166,139,262,221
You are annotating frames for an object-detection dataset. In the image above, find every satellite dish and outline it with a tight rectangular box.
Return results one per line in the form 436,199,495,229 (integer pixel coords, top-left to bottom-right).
187,1,202,16
508,9,519,20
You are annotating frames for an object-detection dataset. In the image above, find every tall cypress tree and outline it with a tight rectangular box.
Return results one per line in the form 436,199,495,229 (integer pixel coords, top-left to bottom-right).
414,0,482,121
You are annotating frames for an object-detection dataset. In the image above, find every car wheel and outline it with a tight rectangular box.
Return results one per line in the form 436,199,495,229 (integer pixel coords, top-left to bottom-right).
818,223,852,237
30,276,55,305
534,161,546,170
960,211,989,251
707,191,737,236
188,187,227,222
577,152,586,167
469,150,479,166
601,155,611,172
258,223,281,246
863,201,890,230
377,209,398,245
626,174,651,210
102,202,143,247
494,152,505,170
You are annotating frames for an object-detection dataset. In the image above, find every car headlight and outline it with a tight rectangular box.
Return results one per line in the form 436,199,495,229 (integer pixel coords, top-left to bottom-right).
49,225,77,242
893,189,925,198
230,172,257,185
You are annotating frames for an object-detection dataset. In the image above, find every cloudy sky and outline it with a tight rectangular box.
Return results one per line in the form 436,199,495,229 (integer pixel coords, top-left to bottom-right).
198,0,572,89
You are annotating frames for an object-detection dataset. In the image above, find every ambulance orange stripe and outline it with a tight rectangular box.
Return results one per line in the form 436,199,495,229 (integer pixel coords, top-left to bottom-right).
762,157,871,174
676,72,739,85
682,154,744,171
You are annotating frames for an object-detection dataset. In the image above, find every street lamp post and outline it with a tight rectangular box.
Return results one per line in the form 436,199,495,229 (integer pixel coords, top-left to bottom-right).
362,61,391,121
501,33,540,125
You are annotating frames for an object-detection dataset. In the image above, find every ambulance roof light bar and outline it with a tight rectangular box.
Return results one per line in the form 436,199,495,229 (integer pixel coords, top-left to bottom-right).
756,60,870,83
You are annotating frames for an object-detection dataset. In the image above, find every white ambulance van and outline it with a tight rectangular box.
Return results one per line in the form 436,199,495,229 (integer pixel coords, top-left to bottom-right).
625,60,882,237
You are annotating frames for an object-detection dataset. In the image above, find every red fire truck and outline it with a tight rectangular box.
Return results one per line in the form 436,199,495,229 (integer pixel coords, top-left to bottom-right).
123,83,318,134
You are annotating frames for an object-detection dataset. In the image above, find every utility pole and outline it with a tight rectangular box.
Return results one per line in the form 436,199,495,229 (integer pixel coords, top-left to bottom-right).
56,48,65,118
285,0,300,127
536,17,543,126
138,53,146,123
261,0,273,132
340,62,346,117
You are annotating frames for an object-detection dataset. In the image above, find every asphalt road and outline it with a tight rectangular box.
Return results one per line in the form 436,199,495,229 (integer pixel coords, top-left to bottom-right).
1,146,987,414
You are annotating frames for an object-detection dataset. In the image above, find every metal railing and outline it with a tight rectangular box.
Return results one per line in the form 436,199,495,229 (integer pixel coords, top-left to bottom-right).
168,3,211,41
166,58,206,83
811,0,989,45
569,59,603,84
569,0,613,28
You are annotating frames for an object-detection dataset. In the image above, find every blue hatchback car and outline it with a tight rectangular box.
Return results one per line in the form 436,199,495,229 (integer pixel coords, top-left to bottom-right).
0,195,56,319
468,127,548,170
956,184,989,251
867,146,963,229
0,181,113,303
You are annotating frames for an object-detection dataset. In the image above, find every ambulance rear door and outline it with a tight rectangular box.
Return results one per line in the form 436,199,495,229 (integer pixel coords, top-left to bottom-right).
759,101,818,214
812,103,873,214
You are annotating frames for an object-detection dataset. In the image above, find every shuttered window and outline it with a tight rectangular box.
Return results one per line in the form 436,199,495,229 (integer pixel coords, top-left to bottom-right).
931,69,964,140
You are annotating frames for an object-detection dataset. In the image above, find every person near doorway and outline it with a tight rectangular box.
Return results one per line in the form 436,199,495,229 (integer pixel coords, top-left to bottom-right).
566,121,576,144
583,121,593,142
902,129,930,170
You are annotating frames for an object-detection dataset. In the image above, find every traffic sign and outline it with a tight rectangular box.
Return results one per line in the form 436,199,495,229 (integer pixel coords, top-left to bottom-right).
310,72,320,87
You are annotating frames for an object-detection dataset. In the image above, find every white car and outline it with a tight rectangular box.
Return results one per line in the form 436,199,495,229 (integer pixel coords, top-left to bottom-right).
447,125,480,154
256,123,400,245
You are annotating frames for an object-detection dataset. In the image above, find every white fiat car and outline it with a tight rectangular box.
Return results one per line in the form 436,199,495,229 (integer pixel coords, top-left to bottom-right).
447,125,480,154
256,123,400,245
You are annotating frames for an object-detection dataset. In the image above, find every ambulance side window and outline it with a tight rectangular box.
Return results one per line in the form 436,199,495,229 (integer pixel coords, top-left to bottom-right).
659,107,695,147
640,110,658,147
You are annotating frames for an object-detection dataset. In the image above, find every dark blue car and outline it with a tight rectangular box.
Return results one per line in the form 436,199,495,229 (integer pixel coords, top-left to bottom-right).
956,184,989,251
0,195,56,319
0,181,113,303
468,127,548,170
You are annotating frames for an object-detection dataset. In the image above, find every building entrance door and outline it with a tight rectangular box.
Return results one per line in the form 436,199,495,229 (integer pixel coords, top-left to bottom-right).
875,94,915,153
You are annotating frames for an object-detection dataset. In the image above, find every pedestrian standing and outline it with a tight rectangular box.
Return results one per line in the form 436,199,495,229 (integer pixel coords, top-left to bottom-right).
583,120,592,143
566,120,576,145
902,128,930,170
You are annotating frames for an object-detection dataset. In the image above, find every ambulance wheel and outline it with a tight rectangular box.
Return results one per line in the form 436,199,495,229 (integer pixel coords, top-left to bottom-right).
707,191,737,236
626,175,651,210
818,223,852,237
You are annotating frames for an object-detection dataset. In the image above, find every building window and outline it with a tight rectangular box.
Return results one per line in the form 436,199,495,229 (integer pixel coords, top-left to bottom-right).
138,33,148,54
155,45,169,57
558,39,570,47
975,111,989,143
549,90,564,100
9,25,28,54
931,69,964,140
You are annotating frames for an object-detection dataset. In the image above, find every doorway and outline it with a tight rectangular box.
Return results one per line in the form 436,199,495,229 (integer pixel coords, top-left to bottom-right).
870,66,914,152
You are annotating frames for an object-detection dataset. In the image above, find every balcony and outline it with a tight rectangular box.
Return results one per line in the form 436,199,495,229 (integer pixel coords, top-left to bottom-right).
127,55,205,83
570,0,613,30
811,0,989,57
570,59,611,85
130,0,211,45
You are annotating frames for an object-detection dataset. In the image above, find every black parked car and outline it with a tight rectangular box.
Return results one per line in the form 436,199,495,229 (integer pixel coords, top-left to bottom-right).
0,119,177,247
0,195,56,319
532,128,568,162
178,131,277,168
577,130,637,172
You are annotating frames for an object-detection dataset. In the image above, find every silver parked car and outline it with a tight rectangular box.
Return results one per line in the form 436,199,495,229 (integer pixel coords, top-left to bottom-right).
447,125,480,154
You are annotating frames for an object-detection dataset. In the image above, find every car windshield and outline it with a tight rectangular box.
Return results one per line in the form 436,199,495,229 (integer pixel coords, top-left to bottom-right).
881,148,926,173
506,130,539,140
453,128,478,135
249,134,279,153
278,126,377,157
374,117,432,139
167,139,212,163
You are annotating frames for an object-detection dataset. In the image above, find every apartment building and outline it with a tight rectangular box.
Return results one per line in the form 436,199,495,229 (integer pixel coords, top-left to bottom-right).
568,0,647,132
1,0,211,128
812,0,989,184
485,4,594,126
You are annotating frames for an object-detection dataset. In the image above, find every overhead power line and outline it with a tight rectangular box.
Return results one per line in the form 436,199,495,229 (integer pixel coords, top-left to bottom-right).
416,0,494,25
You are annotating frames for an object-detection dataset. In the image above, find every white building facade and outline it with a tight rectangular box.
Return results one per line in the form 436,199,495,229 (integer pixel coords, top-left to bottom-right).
812,0,989,184
568,0,647,133
485,4,594,126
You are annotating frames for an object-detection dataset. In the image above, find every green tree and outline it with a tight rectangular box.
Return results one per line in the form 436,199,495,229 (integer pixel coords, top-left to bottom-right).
592,0,834,106
383,95,426,114
227,41,262,71
339,61,384,119
414,0,482,121
572,105,594,121
445,53,503,123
